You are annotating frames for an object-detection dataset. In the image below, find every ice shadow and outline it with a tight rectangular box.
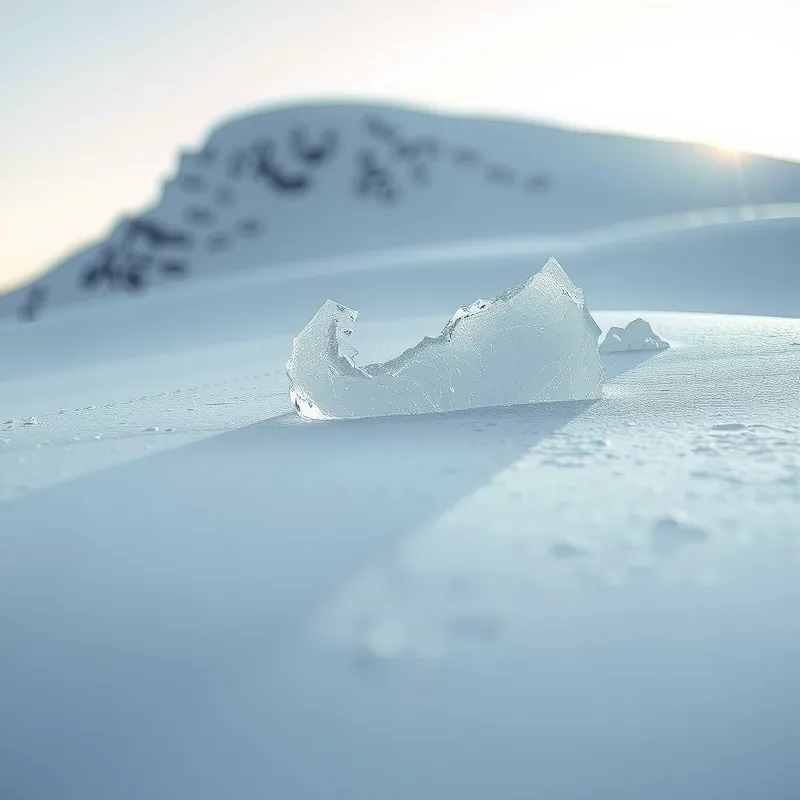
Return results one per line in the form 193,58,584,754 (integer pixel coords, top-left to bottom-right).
0,360,648,799
601,349,664,379
0,400,595,645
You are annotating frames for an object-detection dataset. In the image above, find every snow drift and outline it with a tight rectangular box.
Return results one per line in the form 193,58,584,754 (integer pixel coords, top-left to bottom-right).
287,257,603,419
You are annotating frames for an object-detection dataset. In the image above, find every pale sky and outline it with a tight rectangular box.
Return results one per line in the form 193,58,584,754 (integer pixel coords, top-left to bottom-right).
1,0,797,291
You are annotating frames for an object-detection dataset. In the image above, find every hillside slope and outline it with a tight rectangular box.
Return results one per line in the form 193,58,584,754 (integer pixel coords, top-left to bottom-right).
4,101,800,323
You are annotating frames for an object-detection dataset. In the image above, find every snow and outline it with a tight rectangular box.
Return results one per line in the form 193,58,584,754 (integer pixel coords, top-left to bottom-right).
2,102,800,799
2,301,800,799
286,258,603,419
3,101,800,323
599,316,670,353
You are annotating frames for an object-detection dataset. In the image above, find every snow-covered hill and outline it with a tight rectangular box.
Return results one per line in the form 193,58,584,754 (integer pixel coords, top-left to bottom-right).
3,101,800,799
4,100,800,323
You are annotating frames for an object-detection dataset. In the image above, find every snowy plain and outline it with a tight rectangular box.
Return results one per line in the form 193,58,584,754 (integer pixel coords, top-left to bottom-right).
2,103,800,799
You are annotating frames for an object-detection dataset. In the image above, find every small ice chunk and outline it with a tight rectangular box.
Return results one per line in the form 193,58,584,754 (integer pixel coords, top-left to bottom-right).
599,317,669,354
286,257,604,420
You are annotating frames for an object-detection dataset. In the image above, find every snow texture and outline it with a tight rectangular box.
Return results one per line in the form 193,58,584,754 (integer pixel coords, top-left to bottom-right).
3,305,800,800
3,100,800,800
599,316,670,353
286,258,603,419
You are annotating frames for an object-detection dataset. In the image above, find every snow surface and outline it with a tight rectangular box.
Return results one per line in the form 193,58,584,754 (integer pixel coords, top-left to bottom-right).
599,316,670,353
2,103,800,800
2,298,800,799
287,258,603,419
3,101,800,323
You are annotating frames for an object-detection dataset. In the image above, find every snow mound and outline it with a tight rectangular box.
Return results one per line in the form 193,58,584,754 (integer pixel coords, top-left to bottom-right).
286,257,604,419
599,317,670,353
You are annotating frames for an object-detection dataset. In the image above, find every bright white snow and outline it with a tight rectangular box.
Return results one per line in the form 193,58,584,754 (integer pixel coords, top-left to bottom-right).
286,258,603,419
600,316,670,353
2,103,800,800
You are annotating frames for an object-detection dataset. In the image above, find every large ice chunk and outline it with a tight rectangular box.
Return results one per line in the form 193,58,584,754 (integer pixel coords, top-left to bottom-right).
286,257,604,420
599,317,670,353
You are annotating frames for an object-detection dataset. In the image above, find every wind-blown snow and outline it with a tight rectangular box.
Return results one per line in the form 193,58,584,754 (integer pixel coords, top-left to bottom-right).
287,258,603,419
599,316,670,353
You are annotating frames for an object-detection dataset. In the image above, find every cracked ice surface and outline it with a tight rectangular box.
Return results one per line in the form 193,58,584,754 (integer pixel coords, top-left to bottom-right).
286,257,604,420
599,317,670,353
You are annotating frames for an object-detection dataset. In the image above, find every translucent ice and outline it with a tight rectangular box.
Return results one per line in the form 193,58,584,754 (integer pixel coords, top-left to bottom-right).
599,317,669,353
286,257,604,420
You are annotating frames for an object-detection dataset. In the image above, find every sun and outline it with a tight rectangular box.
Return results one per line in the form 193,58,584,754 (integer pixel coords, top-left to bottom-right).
712,143,743,158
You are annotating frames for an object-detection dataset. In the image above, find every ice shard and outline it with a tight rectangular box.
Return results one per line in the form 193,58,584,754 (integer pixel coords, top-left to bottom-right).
599,317,670,354
286,257,604,420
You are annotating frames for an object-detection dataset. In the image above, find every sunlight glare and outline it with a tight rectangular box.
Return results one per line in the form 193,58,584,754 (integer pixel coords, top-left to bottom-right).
411,0,799,161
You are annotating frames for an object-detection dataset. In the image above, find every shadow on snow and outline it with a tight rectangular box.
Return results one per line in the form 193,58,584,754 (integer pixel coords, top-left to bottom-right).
0,354,651,799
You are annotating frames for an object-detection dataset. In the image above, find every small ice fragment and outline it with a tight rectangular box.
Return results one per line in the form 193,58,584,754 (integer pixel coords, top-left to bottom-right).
144,426,160,433
22,417,38,426
286,258,604,420
599,317,669,353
